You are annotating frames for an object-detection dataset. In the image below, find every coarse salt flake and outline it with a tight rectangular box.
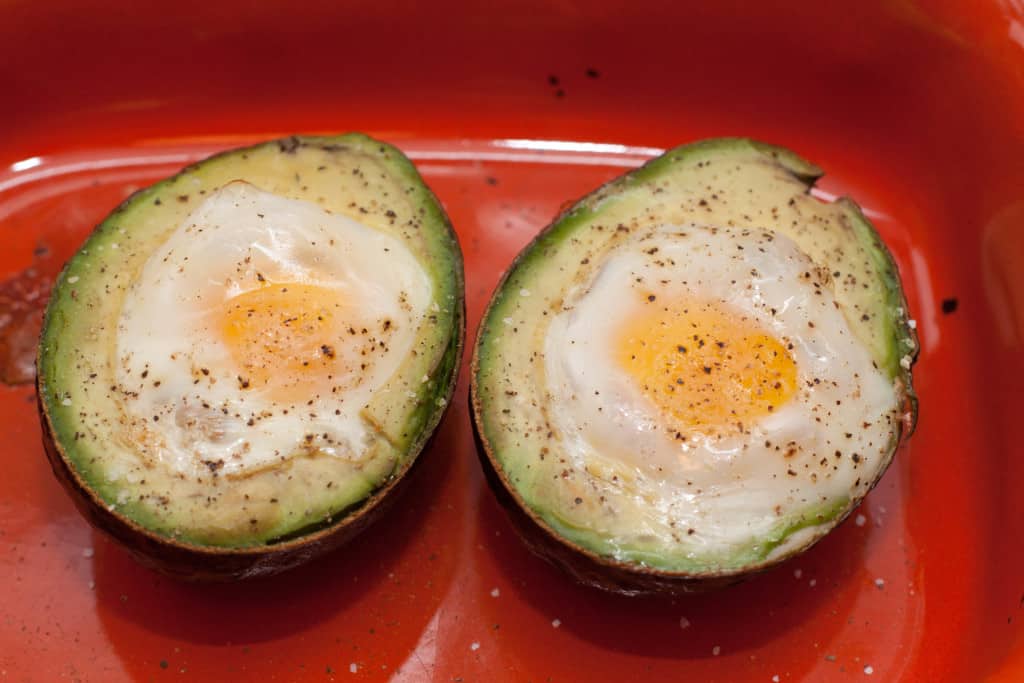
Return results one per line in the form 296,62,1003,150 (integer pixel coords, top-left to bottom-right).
551,618,561,628
61,398,72,406
793,569,802,579
470,642,480,651
679,616,690,629
82,548,94,558
855,514,867,527
520,288,531,297
67,276,79,284
712,646,721,656
772,676,780,683
502,317,514,326
864,665,874,675
874,578,885,588
349,663,358,673
490,587,500,598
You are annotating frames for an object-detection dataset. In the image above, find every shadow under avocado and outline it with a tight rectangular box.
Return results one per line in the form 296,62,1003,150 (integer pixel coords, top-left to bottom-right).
91,404,466,656
474,483,871,663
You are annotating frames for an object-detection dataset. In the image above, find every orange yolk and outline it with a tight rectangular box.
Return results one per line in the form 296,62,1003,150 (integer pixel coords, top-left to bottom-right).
615,296,798,436
220,283,351,398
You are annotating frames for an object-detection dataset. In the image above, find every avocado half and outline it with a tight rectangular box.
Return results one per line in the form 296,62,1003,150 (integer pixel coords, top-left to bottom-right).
470,138,917,594
37,134,464,580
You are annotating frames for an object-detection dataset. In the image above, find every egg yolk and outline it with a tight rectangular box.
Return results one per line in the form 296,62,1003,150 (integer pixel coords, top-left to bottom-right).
615,296,798,436
220,283,354,398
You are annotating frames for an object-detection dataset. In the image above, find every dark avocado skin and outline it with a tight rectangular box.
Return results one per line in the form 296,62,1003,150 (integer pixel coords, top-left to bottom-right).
38,367,460,581
469,392,743,595
470,137,918,594
36,134,465,580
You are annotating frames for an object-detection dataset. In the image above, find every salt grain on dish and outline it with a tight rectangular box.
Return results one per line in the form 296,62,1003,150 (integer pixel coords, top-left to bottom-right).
864,665,874,675
855,514,866,527
551,618,561,628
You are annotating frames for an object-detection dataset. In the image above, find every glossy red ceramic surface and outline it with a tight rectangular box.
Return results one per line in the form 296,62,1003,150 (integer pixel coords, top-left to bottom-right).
2,1,1023,681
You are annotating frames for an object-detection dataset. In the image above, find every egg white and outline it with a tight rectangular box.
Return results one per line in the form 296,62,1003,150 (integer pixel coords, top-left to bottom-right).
543,224,898,555
115,182,432,478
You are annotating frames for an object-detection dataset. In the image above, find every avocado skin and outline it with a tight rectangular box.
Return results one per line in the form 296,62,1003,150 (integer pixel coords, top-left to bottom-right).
470,391,745,595
38,369,460,581
36,133,465,580
470,137,917,593
471,383,877,594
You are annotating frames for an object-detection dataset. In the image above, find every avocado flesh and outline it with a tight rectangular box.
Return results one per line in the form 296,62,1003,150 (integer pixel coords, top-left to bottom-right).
38,134,463,548
474,138,917,575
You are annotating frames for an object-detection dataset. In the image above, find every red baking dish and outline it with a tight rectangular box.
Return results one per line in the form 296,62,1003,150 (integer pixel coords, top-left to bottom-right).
2,1,1023,680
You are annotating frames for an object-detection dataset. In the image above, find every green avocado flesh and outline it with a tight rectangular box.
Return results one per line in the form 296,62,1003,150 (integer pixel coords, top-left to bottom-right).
474,138,917,574
38,134,463,547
